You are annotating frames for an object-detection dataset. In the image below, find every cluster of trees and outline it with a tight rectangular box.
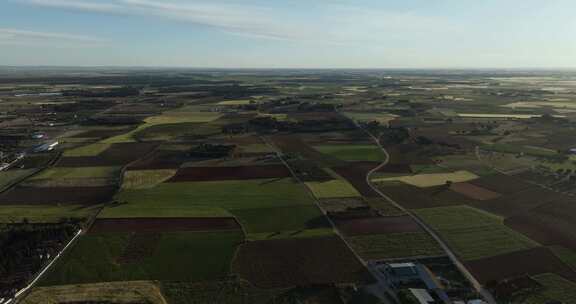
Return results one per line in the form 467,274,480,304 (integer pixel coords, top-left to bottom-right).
189,143,236,158
0,222,78,297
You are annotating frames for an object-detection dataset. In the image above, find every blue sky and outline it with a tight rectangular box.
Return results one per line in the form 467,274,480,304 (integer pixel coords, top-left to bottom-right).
1,0,575,68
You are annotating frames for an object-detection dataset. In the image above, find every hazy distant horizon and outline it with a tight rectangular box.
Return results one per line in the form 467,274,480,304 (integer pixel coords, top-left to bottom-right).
2,0,576,68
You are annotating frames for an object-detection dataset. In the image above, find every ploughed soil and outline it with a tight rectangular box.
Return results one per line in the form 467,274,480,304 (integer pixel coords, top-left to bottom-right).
332,162,379,197
469,173,532,195
470,187,565,218
128,149,189,170
89,217,241,234
450,182,501,201
0,186,116,206
233,236,368,289
167,165,291,182
505,197,576,250
57,142,158,167
334,215,421,236
466,247,576,284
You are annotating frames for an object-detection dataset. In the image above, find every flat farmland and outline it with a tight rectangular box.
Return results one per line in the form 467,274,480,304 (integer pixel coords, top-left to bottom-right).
108,179,313,215
524,273,576,304
0,186,116,206
414,206,539,261
89,217,241,234
103,179,325,236
348,232,444,260
0,204,95,223
372,170,478,188
305,179,361,199
41,230,243,285
22,281,167,304
335,215,421,236
0,169,36,191
374,182,469,209
465,247,576,284
313,144,384,162
232,236,366,289
230,205,329,238
58,142,158,167
469,173,531,194
30,166,120,180
449,182,501,201
122,169,177,189
167,165,291,182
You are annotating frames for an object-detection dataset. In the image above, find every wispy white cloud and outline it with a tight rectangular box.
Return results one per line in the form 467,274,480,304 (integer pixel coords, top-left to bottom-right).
15,0,460,45
0,28,105,47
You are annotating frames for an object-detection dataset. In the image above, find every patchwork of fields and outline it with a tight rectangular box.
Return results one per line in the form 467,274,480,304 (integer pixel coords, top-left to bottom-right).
3,70,576,303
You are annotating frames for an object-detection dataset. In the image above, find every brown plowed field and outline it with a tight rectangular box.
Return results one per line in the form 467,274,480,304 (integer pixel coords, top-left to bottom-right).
129,149,189,170
450,182,501,201
167,165,291,182
332,163,378,197
505,198,576,250
505,216,576,249
466,247,576,284
469,174,531,195
0,186,116,206
89,217,241,234
57,142,158,167
471,187,563,217
233,236,367,289
335,215,421,236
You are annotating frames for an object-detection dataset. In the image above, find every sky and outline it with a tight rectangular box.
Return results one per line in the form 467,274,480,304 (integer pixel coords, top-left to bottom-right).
1,0,575,68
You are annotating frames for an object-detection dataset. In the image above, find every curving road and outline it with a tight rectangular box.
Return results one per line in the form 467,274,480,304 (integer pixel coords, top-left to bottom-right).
363,130,497,304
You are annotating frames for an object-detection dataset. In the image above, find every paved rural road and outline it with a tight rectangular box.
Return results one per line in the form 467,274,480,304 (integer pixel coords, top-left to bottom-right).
364,130,497,304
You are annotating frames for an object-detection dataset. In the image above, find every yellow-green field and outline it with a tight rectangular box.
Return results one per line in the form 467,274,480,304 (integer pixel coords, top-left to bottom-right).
122,169,177,189
306,179,361,199
22,281,167,304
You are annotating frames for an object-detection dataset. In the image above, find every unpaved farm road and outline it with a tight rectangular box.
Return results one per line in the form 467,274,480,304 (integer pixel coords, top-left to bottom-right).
365,130,497,304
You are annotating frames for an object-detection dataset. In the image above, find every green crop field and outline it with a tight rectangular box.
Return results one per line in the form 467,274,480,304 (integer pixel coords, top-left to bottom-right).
64,143,111,157
0,169,36,190
230,205,328,236
103,179,322,236
106,179,314,217
348,232,443,260
524,273,576,304
306,179,361,199
313,145,384,162
414,206,539,260
31,167,120,180
102,112,222,143
41,230,242,286
0,205,95,223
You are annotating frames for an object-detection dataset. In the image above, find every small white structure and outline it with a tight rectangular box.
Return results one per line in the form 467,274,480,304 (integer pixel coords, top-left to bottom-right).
33,141,59,152
409,288,435,304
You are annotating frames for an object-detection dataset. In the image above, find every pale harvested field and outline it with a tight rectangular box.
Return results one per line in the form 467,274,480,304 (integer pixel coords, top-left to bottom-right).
373,170,478,188
122,169,177,189
22,281,167,304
